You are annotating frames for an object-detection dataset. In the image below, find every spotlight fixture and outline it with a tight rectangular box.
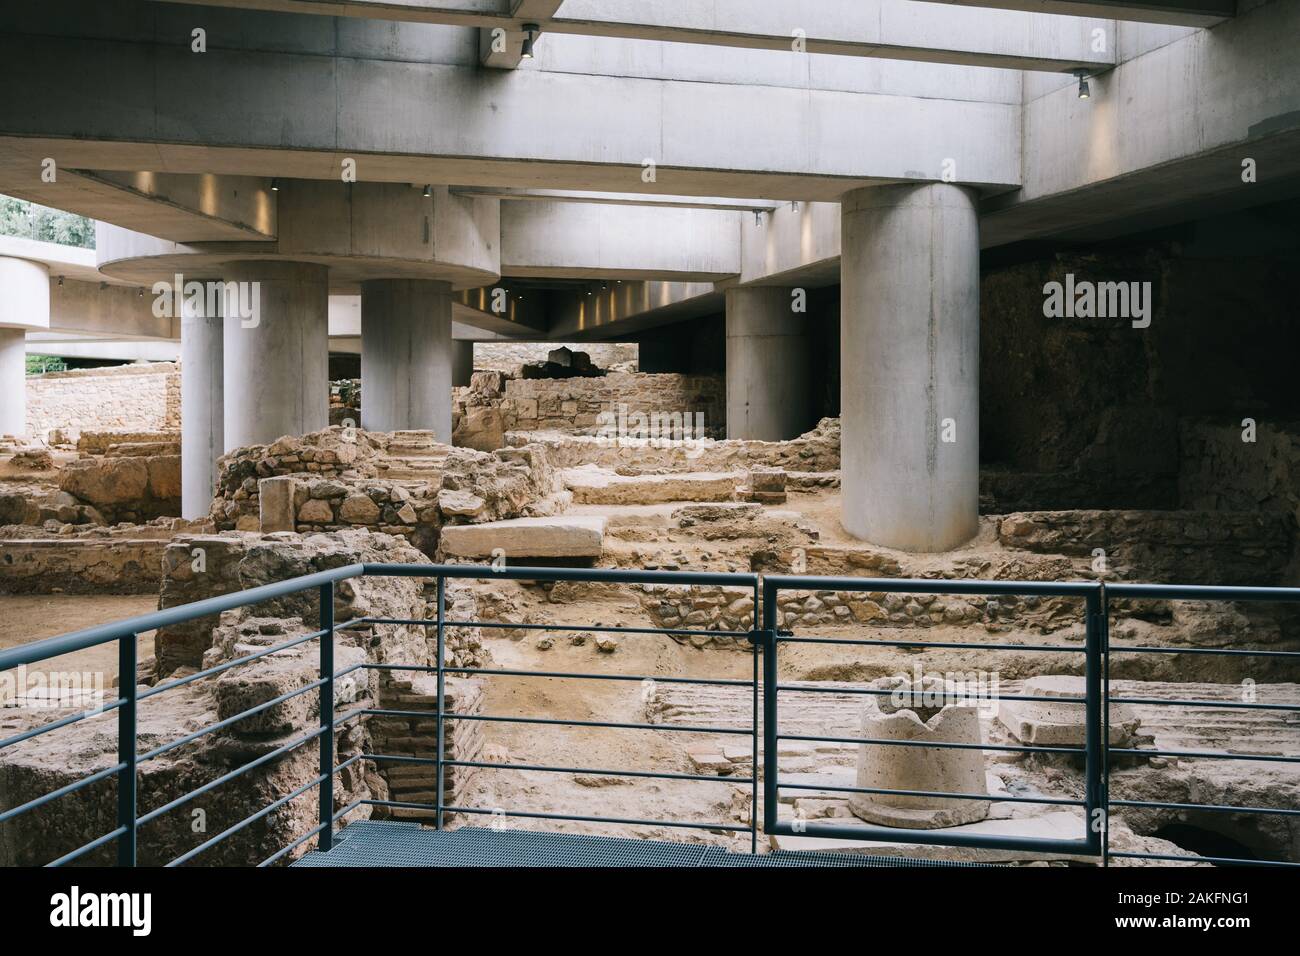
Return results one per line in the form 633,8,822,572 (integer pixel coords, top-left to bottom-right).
57,276,64,287
422,184,432,198
138,288,145,298
521,23,539,59
270,178,280,191
1073,70,1090,100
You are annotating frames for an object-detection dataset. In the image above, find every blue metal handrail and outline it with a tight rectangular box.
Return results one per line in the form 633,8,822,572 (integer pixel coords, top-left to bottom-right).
760,575,1105,858
0,563,761,865
1,564,1297,866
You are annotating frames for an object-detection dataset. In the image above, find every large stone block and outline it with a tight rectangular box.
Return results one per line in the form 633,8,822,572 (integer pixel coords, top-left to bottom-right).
146,454,182,500
258,476,298,533
563,466,739,505
439,515,605,559
59,456,148,506
995,675,1140,746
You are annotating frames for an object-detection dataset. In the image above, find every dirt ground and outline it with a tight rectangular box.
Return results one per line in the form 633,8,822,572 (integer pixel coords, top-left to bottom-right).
0,594,156,684
458,595,760,849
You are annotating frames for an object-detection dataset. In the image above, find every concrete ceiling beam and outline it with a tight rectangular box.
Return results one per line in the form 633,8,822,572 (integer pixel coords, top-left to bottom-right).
501,201,742,282
921,0,1233,29
452,187,783,213
149,0,1113,72
0,146,275,242
0,24,1022,197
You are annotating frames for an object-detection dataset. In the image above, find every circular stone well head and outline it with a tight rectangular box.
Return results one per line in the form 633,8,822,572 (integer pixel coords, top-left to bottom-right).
847,675,990,829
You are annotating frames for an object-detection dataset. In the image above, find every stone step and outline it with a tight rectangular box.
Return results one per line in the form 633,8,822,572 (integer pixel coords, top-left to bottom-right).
562,466,740,505
439,515,606,559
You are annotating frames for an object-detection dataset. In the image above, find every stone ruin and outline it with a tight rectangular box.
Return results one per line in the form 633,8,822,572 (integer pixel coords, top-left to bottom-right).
0,430,182,531
209,426,568,556
2,393,1299,866
0,530,489,865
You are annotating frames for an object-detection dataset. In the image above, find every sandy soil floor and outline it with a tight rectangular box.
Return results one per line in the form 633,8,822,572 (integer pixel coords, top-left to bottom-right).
0,594,156,685
459,601,759,849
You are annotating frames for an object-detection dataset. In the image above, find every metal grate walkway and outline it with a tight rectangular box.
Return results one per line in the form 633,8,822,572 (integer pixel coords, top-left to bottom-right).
291,821,990,868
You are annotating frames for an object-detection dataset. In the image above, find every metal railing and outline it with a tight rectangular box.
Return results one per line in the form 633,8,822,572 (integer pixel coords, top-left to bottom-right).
761,575,1105,858
1100,582,1300,867
333,564,761,851
0,565,1296,866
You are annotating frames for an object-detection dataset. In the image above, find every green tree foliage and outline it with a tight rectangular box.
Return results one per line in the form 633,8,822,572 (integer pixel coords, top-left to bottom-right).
25,354,67,375
0,195,95,249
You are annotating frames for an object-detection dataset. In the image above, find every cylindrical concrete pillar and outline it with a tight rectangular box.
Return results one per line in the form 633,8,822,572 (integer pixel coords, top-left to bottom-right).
725,287,812,441
222,262,329,452
451,339,475,388
840,183,979,552
0,327,27,438
181,287,224,519
0,256,52,438
360,279,453,441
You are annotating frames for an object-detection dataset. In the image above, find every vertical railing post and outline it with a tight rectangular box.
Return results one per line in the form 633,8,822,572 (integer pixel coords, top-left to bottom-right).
749,577,760,855
318,581,335,852
117,633,137,866
435,575,446,830
1083,588,1104,858
761,581,780,837
1100,582,1111,867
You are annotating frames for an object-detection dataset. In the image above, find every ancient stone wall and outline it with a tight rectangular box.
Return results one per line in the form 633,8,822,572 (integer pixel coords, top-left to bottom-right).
76,429,179,455
997,509,1295,586
0,536,168,594
1180,419,1300,523
510,417,841,473
455,370,726,444
979,248,1300,512
25,363,181,440
58,440,182,522
211,428,564,556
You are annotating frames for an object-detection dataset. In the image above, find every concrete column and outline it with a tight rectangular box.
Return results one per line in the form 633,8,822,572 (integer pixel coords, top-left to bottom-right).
0,328,26,438
725,287,811,441
360,279,453,441
181,288,224,519
840,183,980,552
451,339,475,388
0,256,52,439
222,262,329,451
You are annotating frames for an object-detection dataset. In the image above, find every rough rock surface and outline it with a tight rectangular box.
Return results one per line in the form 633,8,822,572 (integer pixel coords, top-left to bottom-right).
154,528,487,677
58,449,181,522
210,428,565,553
